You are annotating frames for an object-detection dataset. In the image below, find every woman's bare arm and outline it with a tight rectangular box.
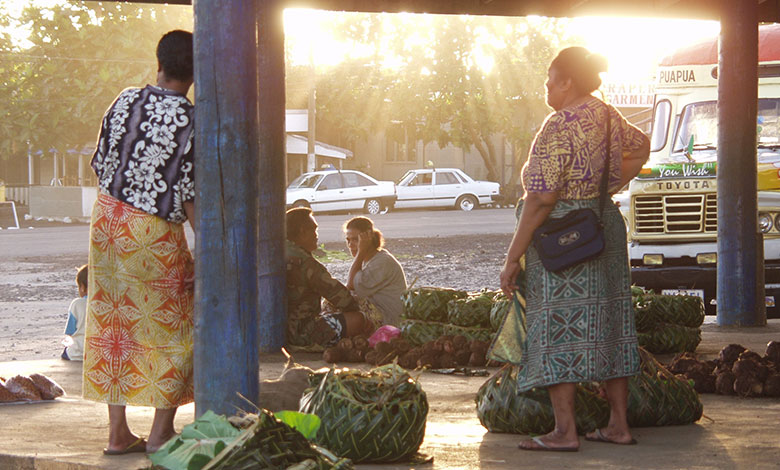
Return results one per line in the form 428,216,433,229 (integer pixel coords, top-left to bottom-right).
500,191,558,295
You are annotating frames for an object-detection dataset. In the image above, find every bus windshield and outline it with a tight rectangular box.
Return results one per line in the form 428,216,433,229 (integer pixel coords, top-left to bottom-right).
664,98,780,163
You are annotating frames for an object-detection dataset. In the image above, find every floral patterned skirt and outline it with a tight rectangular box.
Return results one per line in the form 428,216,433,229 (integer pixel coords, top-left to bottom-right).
492,199,640,392
82,193,194,408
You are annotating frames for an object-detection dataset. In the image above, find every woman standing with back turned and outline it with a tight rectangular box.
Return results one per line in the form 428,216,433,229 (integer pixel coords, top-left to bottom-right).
497,47,650,451
83,30,196,455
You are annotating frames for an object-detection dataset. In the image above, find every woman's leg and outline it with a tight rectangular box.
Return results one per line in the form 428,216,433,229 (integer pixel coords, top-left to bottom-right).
518,383,579,450
586,377,635,444
147,407,179,453
107,404,142,451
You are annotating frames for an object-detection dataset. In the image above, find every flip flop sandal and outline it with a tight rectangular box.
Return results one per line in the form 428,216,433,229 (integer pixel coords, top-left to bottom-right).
518,436,579,452
103,438,147,456
584,428,638,445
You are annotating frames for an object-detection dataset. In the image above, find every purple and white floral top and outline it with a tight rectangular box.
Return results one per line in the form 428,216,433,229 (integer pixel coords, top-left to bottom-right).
521,97,646,200
91,85,194,223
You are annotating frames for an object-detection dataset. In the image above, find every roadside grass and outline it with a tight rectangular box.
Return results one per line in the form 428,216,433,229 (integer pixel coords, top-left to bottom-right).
313,244,352,262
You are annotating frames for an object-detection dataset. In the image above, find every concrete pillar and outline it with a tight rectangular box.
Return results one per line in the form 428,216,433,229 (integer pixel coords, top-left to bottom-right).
256,1,288,353
717,1,766,326
193,0,260,416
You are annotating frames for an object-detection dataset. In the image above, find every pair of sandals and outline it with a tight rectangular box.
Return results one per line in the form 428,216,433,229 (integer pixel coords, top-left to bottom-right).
519,429,637,452
102,437,147,456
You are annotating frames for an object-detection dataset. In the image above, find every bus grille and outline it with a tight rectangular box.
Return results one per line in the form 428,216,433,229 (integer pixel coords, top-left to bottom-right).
634,193,717,234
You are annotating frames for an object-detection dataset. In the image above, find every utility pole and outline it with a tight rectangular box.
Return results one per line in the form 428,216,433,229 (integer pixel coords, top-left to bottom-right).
307,43,316,172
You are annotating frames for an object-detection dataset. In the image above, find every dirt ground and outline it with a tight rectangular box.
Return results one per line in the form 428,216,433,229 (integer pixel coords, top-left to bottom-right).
0,233,511,362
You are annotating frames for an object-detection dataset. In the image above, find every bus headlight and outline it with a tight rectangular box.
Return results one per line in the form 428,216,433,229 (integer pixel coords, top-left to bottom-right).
759,213,773,233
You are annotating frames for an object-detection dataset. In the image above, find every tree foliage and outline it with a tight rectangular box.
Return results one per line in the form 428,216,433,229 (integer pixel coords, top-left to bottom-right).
0,1,191,165
306,14,579,185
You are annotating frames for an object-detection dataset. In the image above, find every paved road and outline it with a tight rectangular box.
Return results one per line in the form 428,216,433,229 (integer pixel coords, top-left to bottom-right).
0,208,517,259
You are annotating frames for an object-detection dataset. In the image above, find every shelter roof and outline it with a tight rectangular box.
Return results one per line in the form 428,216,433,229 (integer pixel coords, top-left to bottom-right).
660,22,780,66
132,0,780,22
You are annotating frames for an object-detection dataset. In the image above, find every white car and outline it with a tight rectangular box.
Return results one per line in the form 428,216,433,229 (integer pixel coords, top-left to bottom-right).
395,168,502,211
286,169,397,215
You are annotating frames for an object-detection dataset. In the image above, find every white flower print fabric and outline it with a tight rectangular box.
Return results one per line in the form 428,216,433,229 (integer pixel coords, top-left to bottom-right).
91,85,194,223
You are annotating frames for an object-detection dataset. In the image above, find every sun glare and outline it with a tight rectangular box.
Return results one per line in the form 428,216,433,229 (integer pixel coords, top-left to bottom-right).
284,9,722,85
569,17,720,82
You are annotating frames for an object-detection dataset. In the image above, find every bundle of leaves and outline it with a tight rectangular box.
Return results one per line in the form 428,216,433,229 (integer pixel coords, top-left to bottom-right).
627,348,703,426
475,347,703,434
637,322,701,354
633,293,705,329
149,410,350,470
446,293,493,328
300,364,428,463
632,291,705,354
401,287,467,322
475,365,608,435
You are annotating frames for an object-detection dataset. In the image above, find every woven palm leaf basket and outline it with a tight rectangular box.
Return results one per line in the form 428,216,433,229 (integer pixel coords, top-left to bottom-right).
300,364,428,463
476,348,702,433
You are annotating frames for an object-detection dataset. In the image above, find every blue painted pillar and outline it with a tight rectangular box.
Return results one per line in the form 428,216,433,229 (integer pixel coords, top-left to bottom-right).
256,1,288,353
717,1,766,326
193,0,260,416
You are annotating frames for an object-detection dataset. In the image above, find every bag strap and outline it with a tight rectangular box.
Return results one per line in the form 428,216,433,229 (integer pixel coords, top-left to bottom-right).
597,102,612,219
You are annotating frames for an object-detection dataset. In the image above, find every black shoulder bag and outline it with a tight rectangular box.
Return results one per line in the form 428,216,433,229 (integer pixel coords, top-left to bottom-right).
531,105,611,273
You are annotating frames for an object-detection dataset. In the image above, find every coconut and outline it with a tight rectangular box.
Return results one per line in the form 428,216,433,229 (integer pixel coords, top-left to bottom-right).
738,350,762,363
468,351,487,367
763,374,780,397
685,368,715,394
346,349,364,363
352,335,370,352
337,337,354,350
715,370,736,395
765,341,780,365
375,341,394,357
417,354,437,368
455,349,472,366
719,344,747,364
702,360,717,375
422,341,440,356
452,335,468,349
390,337,412,354
28,374,64,400
323,347,344,363
442,339,456,355
668,352,700,374
733,375,763,397
439,353,457,368
733,358,760,378
364,350,379,365
399,350,422,370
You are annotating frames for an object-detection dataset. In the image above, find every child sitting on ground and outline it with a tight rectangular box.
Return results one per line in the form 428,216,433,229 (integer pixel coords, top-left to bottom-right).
61,265,87,361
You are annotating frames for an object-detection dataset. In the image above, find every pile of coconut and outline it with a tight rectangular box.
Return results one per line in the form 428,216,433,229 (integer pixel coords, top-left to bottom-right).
667,341,780,397
323,334,496,369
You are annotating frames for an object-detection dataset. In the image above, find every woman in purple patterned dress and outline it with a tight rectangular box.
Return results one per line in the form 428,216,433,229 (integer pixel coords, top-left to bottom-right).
498,47,650,451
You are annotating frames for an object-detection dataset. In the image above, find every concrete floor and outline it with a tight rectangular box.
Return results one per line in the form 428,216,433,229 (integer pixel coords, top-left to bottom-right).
1,320,779,470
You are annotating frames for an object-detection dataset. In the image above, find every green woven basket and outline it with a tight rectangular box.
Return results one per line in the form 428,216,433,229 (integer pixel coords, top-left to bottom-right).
443,323,494,343
634,294,705,330
400,319,448,346
638,322,701,354
475,365,608,435
402,287,467,322
627,348,703,426
447,294,493,328
300,364,428,464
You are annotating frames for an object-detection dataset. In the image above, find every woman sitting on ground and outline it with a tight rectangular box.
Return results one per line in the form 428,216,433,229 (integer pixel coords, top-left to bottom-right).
344,216,407,326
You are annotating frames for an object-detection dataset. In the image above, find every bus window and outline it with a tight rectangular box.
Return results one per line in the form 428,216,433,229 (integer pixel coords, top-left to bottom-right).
650,99,672,152
672,101,718,161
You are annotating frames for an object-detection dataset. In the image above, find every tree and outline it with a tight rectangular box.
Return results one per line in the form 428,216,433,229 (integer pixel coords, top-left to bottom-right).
302,13,580,187
0,1,191,178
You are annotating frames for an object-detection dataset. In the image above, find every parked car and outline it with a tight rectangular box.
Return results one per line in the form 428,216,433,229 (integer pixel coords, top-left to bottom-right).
286,169,397,215
394,168,502,211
